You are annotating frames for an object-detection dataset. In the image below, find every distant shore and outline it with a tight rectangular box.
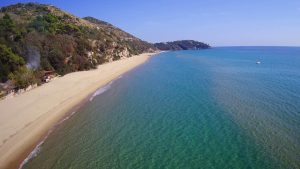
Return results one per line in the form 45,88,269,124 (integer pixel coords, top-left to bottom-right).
0,52,158,169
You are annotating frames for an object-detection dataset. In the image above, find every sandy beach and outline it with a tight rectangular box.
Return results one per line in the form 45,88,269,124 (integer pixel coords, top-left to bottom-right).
0,52,156,169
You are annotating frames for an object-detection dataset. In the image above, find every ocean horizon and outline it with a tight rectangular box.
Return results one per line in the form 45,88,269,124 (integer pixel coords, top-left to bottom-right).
22,47,300,169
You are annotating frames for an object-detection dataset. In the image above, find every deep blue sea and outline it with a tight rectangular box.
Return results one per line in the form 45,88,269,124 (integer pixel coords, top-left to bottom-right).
23,47,300,169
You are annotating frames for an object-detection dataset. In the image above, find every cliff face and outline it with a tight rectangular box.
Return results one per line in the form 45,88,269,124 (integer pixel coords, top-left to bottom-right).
154,40,210,51
0,3,156,89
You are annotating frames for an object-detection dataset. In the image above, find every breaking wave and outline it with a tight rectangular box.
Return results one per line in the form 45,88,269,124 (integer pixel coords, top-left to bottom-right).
89,76,122,102
18,111,77,169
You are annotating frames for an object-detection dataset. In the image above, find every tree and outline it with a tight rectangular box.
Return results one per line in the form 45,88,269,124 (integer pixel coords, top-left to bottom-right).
8,67,37,89
0,13,16,40
0,14,15,32
30,13,59,33
0,44,25,82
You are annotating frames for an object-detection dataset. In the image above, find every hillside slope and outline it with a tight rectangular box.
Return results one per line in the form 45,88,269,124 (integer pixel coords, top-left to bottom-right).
0,3,156,91
154,40,210,50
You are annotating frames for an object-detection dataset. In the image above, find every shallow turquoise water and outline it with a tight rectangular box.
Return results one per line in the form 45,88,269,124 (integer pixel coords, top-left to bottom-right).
23,47,300,169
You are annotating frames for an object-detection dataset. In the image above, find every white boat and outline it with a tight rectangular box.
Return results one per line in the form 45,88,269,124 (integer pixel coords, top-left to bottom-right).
256,61,261,64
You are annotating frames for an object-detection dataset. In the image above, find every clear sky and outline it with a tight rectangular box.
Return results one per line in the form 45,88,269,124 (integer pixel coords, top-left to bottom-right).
1,0,300,46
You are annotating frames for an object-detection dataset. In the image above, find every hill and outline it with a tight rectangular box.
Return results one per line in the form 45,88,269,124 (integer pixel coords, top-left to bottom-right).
0,3,156,92
154,40,210,50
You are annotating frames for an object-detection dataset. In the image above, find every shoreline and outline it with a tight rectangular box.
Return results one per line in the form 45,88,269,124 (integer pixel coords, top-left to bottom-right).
0,52,158,169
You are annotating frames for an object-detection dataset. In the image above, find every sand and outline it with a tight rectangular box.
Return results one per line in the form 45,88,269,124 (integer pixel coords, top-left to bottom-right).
0,53,157,169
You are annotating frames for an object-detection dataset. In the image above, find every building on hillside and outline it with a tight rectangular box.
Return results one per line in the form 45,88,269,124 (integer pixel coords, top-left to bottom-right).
42,71,56,83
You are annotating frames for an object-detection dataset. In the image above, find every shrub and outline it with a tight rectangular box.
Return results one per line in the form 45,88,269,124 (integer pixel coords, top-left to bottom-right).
30,15,48,32
0,13,15,32
8,65,37,89
0,13,17,40
57,23,81,35
30,13,59,33
47,48,65,74
40,56,53,71
0,44,25,82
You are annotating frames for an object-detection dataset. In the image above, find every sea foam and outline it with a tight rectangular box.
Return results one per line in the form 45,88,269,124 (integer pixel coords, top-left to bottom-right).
20,76,122,168
18,111,77,169
89,76,121,101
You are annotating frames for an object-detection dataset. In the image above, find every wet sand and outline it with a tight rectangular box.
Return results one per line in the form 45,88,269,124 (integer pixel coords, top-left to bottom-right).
0,53,157,169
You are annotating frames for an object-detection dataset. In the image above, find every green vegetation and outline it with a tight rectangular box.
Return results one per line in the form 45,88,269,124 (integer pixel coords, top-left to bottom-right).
8,67,37,89
0,13,16,42
0,44,25,82
30,13,81,35
0,3,155,93
33,14,53,32
0,44,38,89
154,40,210,50
0,14,15,33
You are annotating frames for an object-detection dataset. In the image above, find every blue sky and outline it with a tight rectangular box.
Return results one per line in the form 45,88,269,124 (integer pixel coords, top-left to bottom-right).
1,0,300,46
